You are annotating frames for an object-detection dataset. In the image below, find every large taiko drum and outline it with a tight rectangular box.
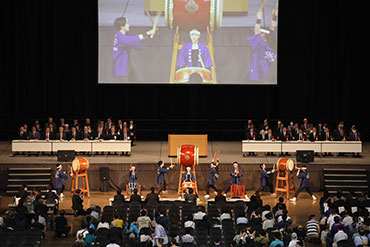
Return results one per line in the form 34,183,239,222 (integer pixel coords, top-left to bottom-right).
72,158,90,173
165,0,223,32
177,145,199,167
175,67,212,83
277,158,295,172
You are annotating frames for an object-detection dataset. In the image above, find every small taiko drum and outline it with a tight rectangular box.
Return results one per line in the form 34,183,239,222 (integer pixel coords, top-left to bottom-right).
72,158,89,173
175,67,212,83
277,158,295,172
177,145,199,167
165,0,223,32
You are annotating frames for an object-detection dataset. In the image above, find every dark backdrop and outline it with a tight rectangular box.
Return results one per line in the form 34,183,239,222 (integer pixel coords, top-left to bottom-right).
1,0,367,141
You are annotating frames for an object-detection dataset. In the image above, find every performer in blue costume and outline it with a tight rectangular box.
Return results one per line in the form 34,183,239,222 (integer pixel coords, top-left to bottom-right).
290,165,317,201
156,160,175,194
255,163,275,196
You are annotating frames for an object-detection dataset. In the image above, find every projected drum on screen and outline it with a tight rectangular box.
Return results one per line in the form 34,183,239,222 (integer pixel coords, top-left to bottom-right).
98,0,278,85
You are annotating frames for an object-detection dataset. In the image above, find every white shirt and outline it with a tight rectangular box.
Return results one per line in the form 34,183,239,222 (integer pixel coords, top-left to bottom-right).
333,230,348,243
97,222,110,230
184,220,195,229
193,211,206,220
106,244,120,247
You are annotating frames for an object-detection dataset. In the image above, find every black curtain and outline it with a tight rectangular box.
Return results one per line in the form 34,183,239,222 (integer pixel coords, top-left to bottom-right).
1,0,367,140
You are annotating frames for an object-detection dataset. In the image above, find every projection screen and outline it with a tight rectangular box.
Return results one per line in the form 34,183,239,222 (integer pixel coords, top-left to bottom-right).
98,0,278,85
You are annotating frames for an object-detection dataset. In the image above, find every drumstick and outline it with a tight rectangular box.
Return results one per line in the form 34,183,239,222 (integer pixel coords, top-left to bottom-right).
150,11,161,38
260,0,267,11
145,9,160,36
273,1,279,14
212,151,217,161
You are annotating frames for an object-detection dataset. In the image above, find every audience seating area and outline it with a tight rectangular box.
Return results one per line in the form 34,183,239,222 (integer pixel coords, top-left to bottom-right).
1,189,370,246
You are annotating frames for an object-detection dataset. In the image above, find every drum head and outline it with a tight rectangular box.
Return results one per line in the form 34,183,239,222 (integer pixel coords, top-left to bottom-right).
287,159,295,171
72,158,79,172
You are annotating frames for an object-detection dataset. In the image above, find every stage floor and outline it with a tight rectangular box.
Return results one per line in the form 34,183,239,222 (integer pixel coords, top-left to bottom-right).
1,140,370,165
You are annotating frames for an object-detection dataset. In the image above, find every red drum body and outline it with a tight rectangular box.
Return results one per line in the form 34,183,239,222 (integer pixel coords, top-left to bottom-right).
177,145,199,167
277,158,295,172
165,0,223,32
175,67,212,83
72,158,89,173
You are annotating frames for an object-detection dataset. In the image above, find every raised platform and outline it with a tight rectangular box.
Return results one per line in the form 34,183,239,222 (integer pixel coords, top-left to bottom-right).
1,141,369,192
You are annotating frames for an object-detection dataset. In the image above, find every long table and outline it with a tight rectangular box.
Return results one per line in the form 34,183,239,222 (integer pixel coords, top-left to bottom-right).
12,140,131,153
242,140,362,154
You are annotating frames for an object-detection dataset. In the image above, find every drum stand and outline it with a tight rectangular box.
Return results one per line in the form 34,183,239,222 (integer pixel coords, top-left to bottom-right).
170,26,217,84
275,170,295,199
126,183,141,199
230,184,246,199
71,170,90,197
177,164,198,198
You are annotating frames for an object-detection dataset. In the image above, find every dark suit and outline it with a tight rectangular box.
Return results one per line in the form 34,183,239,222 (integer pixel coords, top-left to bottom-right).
246,131,258,140
309,132,319,142
295,132,306,141
348,131,360,141
264,133,275,141
320,131,333,141
42,131,55,140
94,131,106,140
28,131,41,140
69,131,80,140
278,132,291,141
106,131,118,140
81,131,92,140
16,131,28,140
146,192,159,204
56,132,67,140
130,193,141,203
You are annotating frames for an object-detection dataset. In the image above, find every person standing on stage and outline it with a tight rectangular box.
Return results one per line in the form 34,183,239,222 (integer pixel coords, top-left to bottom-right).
128,165,139,194
55,164,69,198
255,163,275,196
112,17,156,82
205,156,220,199
290,165,316,201
156,161,175,194
224,162,243,196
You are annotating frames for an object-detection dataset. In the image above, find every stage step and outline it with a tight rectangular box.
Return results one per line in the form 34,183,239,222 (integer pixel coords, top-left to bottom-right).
7,167,52,196
323,168,369,195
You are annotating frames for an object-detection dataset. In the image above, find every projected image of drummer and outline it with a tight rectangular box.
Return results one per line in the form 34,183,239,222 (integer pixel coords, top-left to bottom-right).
176,29,213,83
247,0,278,82
112,17,156,82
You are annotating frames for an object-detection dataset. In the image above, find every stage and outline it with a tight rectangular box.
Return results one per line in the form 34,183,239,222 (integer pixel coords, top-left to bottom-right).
0,141,369,192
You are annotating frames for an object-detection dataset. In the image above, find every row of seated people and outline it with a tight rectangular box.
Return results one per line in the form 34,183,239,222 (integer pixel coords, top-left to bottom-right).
0,184,64,247
317,190,370,247
15,117,136,144
244,118,361,142
67,188,326,247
